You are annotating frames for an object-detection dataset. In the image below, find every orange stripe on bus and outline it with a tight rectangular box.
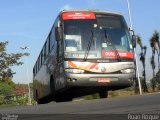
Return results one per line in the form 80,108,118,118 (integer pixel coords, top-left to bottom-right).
90,63,98,69
68,61,77,68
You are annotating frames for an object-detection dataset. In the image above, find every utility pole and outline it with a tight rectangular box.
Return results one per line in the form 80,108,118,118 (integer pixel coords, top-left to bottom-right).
126,0,142,95
20,46,32,105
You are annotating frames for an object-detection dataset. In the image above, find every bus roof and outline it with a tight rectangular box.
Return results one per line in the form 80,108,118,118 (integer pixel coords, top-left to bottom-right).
61,9,122,16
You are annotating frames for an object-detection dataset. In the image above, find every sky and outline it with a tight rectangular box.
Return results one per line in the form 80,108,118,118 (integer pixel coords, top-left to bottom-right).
0,0,160,84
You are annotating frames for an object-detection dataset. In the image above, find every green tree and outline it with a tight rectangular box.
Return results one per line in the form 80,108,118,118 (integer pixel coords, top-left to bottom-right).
137,35,148,93
0,82,13,96
150,31,160,90
150,31,160,68
0,41,28,81
149,34,156,91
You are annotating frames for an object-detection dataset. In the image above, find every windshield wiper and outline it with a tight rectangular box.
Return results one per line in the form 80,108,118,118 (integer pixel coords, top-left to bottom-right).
104,30,121,61
83,29,121,61
83,30,94,61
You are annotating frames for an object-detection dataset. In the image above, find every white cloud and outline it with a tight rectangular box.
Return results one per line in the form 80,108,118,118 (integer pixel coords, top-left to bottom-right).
60,4,74,11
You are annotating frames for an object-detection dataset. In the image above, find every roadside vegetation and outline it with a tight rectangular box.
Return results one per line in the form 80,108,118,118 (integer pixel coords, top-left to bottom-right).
0,31,160,107
136,31,160,93
0,41,32,107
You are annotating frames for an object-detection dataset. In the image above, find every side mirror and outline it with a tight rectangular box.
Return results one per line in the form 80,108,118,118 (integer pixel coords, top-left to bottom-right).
55,27,62,41
132,34,136,48
129,28,136,48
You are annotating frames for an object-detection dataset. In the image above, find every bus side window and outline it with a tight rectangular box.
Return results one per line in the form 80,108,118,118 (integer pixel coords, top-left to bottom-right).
55,17,63,61
41,49,43,64
44,42,47,59
47,37,51,55
47,32,50,52
36,62,38,73
46,39,49,56
50,30,55,51
39,55,41,69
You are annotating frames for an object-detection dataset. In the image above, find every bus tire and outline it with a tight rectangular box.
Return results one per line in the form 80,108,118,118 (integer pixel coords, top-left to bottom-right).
55,94,73,102
37,96,51,104
99,91,108,98
50,75,56,99
37,98,44,104
36,89,52,104
35,90,41,104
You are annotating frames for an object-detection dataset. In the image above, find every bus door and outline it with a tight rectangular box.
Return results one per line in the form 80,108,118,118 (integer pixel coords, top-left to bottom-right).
55,26,66,90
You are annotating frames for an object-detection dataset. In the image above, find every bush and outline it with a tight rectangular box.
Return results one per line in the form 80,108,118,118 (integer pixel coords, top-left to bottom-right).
15,96,28,105
0,82,13,96
84,93,100,100
109,91,118,97
84,95,93,100
0,95,5,105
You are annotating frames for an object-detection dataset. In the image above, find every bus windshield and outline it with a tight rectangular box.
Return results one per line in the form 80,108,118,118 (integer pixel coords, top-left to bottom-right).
63,14,133,59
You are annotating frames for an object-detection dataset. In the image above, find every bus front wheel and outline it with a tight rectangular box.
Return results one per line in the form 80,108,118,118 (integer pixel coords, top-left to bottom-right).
99,91,108,98
55,94,73,102
36,90,51,104
50,75,56,99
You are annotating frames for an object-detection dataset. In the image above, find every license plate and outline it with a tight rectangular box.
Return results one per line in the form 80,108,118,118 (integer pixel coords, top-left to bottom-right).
98,78,110,83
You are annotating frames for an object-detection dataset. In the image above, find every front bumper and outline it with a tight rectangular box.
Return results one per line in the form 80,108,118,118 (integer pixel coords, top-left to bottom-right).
65,72,134,87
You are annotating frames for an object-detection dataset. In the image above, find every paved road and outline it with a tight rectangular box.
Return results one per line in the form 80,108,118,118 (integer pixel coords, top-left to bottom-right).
0,93,160,120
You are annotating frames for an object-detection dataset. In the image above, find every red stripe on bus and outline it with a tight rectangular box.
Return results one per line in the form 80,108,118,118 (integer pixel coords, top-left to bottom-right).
102,50,133,58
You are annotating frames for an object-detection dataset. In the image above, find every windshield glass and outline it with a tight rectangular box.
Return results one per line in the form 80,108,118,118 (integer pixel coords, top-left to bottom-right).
63,14,133,59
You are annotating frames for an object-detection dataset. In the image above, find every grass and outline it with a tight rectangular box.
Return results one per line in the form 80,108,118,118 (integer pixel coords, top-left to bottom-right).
109,90,135,98
84,89,135,100
84,93,100,100
0,104,16,108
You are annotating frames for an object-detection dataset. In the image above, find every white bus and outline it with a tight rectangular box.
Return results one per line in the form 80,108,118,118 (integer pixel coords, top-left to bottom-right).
33,10,136,104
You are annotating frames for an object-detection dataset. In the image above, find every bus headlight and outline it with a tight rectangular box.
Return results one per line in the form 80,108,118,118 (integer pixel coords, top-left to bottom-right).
65,69,85,74
121,69,135,74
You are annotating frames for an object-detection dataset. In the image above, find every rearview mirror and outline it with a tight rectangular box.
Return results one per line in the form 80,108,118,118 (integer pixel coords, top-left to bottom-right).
129,28,136,48
132,34,136,48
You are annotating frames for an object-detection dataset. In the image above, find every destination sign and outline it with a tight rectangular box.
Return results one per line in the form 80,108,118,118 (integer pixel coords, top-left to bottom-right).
102,50,133,59
62,12,96,20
